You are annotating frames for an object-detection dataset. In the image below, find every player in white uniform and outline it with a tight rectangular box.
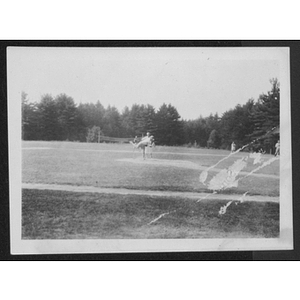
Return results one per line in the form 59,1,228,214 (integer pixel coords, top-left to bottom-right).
137,132,154,159
231,141,236,153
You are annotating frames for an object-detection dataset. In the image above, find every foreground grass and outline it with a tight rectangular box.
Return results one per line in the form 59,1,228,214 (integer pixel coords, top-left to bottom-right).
22,189,279,239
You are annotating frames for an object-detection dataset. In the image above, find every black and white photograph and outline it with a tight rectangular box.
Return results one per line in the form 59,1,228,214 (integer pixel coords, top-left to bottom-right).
7,45,292,254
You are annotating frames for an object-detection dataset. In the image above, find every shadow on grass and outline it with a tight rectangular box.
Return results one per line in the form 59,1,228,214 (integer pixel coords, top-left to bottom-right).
22,189,279,239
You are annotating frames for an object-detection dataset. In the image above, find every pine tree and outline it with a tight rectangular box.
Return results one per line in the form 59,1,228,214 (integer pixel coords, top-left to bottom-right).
55,94,77,140
155,103,183,145
38,94,59,140
219,99,255,149
22,92,41,140
248,78,280,152
143,104,157,136
120,106,132,137
207,129,221,148
103,105,121,137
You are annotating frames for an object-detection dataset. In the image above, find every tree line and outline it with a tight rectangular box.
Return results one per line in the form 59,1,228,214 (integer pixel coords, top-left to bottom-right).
22,78,280,152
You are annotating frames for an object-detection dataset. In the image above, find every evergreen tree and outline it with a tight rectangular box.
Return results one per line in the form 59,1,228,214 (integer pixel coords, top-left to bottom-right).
183,116,209,147
135,104,147,135
22,92,41,140
38,94,59,140
219,99,255,149
206,113,220,138
77,101,105,128
248,78,280,152
55,94,77,140
103,105,121,137
120,106,132,137
143,104,157,136
207,129,221,148
76,101,106,141
155,103,183,145
128,104,143,136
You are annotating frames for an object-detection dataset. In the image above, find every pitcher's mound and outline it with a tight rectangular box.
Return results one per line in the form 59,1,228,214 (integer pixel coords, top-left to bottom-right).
117,158,201,170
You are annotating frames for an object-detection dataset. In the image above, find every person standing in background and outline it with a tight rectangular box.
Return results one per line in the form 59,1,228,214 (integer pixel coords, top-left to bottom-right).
275,140,280,156
231,141,236,153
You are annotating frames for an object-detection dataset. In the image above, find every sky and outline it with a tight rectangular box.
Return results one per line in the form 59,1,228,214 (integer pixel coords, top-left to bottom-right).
8,47,282,120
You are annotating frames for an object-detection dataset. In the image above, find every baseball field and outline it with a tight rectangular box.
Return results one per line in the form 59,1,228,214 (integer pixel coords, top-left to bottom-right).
22,141,280,239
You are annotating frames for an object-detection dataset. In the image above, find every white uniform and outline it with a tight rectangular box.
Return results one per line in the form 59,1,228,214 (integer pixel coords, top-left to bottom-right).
275,141,280,156
137,135,154,159
137,136,152,148
231,142,236,152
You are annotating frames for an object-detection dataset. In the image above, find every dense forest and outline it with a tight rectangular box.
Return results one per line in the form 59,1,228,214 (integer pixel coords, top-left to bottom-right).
22,78,280,152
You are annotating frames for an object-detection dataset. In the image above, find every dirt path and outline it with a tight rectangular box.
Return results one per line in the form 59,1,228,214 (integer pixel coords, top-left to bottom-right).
22,183,279,203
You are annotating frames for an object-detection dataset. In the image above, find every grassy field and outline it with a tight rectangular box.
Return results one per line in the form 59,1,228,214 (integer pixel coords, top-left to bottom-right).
22,189,279,239
22,141,279,196
22,141,280,239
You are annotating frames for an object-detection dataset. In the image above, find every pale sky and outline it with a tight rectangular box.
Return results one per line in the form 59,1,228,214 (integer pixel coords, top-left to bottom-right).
8,47,283,120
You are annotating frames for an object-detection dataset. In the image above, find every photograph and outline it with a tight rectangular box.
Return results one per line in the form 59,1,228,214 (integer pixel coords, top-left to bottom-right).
7,45,293,254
